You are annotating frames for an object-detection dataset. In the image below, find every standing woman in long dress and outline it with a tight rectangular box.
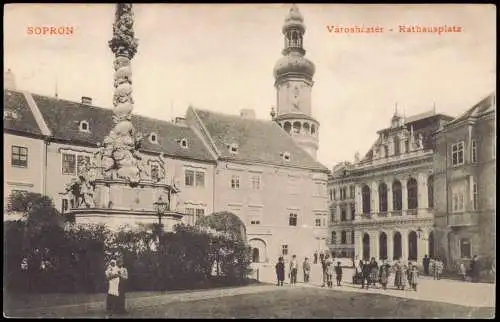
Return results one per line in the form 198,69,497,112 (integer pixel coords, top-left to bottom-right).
105,259,120,314
393,261,402,289
116,258,129,313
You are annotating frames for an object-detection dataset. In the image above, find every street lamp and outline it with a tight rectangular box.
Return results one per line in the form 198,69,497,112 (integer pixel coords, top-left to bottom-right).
153,195,169,239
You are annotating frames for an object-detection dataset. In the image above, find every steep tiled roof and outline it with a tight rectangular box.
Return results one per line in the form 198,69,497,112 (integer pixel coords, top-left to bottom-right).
3,89,42,136
445,93,496,127
30,94,215,162
193,108,328,172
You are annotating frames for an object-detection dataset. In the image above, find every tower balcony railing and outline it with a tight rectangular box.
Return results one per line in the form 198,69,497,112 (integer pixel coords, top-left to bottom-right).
391,210,403,217
407,209,418,216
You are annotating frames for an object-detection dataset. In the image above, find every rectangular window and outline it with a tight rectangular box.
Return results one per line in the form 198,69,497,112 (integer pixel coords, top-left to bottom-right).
452,192,465,212
62,153,76,175
340,207,347,222
185,170,194,186
151,164,160,182
350,186,355,199
11,146,28,168
331,232,336,245
289,213,298,226
195,208,205,223
460,239,471,259
250,175,261,190
282,244,288,256
250,216,261,225
195,171,205,187
333,189,337,200
471,140,477,163
315,218,321,227
231,175,240,189
351,203,356,220
451,141,464,166
330,207,337,223
185,207,195,224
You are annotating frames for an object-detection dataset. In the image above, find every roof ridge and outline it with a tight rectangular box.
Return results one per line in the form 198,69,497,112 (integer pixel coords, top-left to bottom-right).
194,108,272,124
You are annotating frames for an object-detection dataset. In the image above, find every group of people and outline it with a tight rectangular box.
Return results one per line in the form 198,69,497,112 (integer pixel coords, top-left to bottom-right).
422,255,444,280
354,257,419,291
275,254,344,287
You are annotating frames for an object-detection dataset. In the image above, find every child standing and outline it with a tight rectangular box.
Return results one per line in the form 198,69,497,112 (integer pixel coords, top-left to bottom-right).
408,265,419,291
275,257,285,286
335,261,343,286
302,257,311,283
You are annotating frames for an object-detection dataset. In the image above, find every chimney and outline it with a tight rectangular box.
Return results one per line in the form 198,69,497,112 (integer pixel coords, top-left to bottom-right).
240,109,256,119
175,117,186,126
4,69,16,90
81,96,92,105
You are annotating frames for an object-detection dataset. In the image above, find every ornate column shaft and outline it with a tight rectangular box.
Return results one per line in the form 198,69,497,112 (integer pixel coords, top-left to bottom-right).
369,231,379,260
387,179,394,212
355,184,362,217
418,173,429,210
417,229,430,264
387,231,394,261
371,181,379,215
401,229,409,262
401,178,408,213
354,230,363,260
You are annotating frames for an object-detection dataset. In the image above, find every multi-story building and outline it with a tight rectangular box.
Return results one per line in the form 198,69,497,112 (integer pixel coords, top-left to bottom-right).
328,109,454,266
3,5,330,263
327,162,356,259
433,93,496,270
4,87,217,228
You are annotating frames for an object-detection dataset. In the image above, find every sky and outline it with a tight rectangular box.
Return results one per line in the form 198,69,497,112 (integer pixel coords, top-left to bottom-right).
3,4,496,169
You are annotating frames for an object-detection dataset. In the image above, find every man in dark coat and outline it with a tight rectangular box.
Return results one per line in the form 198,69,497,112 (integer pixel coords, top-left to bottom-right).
423,255,430,276
470,255,480,283
314,251,318,264
275,257,285,286
361,259,371,289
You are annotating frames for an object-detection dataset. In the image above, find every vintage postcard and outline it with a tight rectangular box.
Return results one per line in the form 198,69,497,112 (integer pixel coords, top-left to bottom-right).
3,3,496,319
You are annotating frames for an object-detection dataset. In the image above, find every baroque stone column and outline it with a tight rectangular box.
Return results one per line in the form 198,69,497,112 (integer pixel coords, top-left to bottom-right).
386,179,394,213
417,228,430,264
369,231,379,260
371,181,379,215
418,172,429,210
401,177,408,213
354,230,363,260
387,230,394,261
355,184,362,217
401,229,409,262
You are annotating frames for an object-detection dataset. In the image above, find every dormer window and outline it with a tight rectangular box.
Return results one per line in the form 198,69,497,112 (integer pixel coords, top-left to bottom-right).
282,152,291,161
179,138,188,149
229,143,239,154
79,120,90,132
149,133,158,144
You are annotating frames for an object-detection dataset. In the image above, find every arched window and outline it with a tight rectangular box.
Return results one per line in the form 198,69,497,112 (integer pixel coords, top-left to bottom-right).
407,177,418,209
378,182,388,213
311,124,316,135
331,231,337,245
303,122,310,134
283,122,291,134
362,184,371,215
384,145,389,158
428,175,434,209
392,180,402,211
293,121,301,134
341,231,347,244
351,230,355,244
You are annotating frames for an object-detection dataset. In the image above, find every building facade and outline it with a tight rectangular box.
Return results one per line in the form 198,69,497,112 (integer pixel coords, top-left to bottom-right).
433,93,496,270
328,110,454,266
3,4,330,264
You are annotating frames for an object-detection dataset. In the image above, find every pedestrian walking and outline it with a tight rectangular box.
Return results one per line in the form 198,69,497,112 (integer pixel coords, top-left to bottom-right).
400,264,409,290
369,257,379,287
433,259,443,280
325,255,334,288
302,257,311,283
275,257,285,286
470,255,480,283
361,259,371,289
321,255,327,287
289,254,298,285
379,260,390,290
116,258,128,313
313,251,318,264
459,262,467,281
408,264,419,291
423,254,430,276
335,261,343,286
319,252,325,264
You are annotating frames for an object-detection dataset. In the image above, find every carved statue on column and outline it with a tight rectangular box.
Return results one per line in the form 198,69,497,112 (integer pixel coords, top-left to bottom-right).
64,158,96,208
99,3,143,186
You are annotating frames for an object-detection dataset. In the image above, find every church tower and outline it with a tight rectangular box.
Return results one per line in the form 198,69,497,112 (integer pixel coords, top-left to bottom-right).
273,4,319,159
